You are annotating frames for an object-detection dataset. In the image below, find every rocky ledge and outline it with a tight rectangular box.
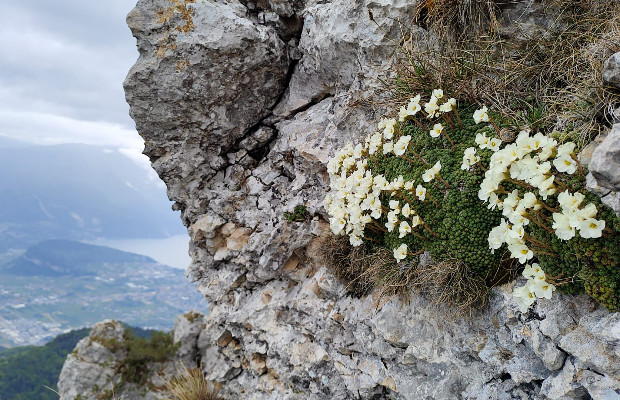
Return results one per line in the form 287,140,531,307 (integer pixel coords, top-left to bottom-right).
65,0,620,399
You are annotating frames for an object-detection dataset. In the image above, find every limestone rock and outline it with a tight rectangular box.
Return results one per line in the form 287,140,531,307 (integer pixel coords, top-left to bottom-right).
588,124,620,191
119,0,620,399
58,314,207,400
603,52,620,86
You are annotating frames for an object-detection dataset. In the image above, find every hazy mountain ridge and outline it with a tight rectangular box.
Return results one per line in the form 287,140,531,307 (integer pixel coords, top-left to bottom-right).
1,239,155,276
0,142,184,252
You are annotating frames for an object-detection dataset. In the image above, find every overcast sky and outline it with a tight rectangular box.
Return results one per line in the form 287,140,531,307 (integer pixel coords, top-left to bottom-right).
0,0,143,153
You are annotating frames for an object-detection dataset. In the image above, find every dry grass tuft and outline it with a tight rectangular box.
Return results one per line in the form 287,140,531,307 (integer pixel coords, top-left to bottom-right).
161,363,222,400
317,235,417,302
315,234,375,298
320,235,523,316
412,259,491,318
391,0,620,148
415,0,499,41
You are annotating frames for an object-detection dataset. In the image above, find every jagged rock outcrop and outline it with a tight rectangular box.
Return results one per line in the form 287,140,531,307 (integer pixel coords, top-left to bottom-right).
58,312,206,399
118,1,620,399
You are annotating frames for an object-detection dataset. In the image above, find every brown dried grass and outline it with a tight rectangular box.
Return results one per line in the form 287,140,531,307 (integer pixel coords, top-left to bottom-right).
161,363,222,400
390,0,620,148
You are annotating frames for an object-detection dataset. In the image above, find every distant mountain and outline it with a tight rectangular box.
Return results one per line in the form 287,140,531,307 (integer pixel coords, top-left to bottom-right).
1,240,155,277
0,240,206,348
0,143,184,252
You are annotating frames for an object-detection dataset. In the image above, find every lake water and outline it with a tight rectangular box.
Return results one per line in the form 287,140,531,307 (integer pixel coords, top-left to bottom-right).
87,234,191,269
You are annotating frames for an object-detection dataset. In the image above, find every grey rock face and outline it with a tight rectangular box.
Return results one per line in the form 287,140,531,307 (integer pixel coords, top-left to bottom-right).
58,313,206,400
121,0,620,399
586,124,620,215
603,52,620,86
589,123,620,191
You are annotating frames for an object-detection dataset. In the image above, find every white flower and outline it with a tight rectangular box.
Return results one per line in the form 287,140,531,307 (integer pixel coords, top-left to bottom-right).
329,217,346,235
557,142,576,157
509,243,534,264
531,279,556,300
399,221,412,238
383,119,397,140
422,161,442,182
349,235,363,247
424,99,440,118
401,203,412,217
475,132,490,149
393,243,408,262
430,123,444,138
416,184,427,201
432,89,444,99
577,218,605,239
398,106,409,122
552,213,575,240
553,154,577,174
394,135,411,156
389,199,401,211
383,141,394,155
473,106,489,124
410,215,421,227
404,181,414,191
353,144,363,159
391,175,405,190
488,138,502,152
513,283,537,313
368,132,383,155
439,102,452,113
522,263,545,279
519,192,538,210
373,175,388,190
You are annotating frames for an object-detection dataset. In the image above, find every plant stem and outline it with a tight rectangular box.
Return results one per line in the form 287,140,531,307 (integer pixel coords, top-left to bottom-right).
437,173,452,188
441,114,455,130
426,192,440,208
442,131,456,150
400,155,418,165
454,109,464,128
539,202,559,213
407,145,428,164
490,120,501,135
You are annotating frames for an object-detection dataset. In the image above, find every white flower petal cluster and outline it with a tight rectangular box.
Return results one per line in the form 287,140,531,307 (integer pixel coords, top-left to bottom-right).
430,123,444,138
424,90,456,119
398,95,422,122
324,143,382,246
461,147,480,170
468,119,604,263
422,161,441,183
513,263,556,312
439,98,457,113
393,243,408,262
473,106,489,124
552,191,604,240
325,102,437,261
477,130,562,204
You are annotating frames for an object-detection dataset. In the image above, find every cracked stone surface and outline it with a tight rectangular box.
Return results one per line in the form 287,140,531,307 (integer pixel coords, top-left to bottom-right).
58,313,207,400
56,0,620,398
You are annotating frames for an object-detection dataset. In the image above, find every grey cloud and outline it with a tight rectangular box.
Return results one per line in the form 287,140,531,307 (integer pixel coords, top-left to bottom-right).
0,1,140,139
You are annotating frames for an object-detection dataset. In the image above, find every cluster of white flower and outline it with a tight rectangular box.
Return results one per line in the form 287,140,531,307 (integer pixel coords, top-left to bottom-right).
461,147,480,170
552,191,605,240
325,91,457,262
463,104,609,305
512,263,556,312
